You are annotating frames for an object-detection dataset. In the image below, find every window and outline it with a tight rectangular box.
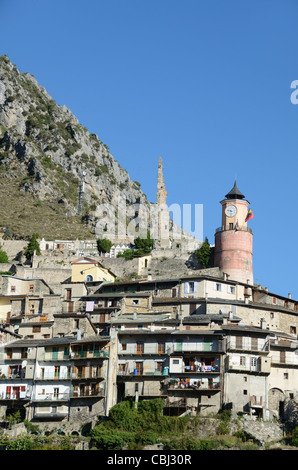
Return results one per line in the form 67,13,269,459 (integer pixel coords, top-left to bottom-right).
54,366,60,379
86,275,93,282
33,326,41,333
189,304,197,315
240,356,246,366
214,283,223,292
229,223,234,230
251,357,257,367
10,286,16,293
227,285,235,294
284,373,289,380
121,343,127,351
273,297,277,304
243,389,248,395
132,299,139,305
189,282,195,293
251,337,258,350
29,284,34,292
280,351,286,363
65,289,72,300
290,326,296,334
158,342,165,354
156,362,163,372
136,342,144,354
185,281,197,294
135,362,143,375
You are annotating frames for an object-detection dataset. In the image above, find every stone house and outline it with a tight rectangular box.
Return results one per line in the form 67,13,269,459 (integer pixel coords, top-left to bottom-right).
0,275,59,323
70,257,116,284
0,335,111,425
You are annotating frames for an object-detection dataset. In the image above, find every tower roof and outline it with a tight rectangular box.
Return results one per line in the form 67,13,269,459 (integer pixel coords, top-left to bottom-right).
225,181,245,200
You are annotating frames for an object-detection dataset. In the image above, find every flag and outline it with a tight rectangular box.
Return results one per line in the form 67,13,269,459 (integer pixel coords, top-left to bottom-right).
245,208,254,222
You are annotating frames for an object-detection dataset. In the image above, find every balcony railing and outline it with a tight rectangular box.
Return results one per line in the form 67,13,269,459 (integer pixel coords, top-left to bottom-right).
117,369,167,377
72,350,109,359
172,344,225,353
43,349,109,361
167,382,220,391
71,389,105,398
226,340,269,353
32,392,70,402
216,225,252,234
171,365,220,374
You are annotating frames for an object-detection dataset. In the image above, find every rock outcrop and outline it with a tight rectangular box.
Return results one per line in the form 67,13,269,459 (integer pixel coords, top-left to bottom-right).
0,55,149,239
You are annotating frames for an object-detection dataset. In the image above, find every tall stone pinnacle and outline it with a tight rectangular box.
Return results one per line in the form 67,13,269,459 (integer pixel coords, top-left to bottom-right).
156,156,168,206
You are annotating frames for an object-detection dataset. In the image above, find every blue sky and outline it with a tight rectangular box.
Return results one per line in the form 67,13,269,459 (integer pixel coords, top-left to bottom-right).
1,0,298,298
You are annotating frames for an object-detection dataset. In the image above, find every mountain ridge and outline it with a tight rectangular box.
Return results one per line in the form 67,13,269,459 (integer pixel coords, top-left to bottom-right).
0,55,150,240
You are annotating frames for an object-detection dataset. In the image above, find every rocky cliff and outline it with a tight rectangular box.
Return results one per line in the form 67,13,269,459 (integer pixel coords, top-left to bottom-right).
0,55,150,240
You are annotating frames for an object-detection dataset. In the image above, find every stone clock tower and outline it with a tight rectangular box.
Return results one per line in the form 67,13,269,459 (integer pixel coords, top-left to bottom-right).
214,181,253,284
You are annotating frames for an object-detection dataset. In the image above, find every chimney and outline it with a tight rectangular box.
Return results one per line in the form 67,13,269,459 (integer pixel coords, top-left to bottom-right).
288,293,292,299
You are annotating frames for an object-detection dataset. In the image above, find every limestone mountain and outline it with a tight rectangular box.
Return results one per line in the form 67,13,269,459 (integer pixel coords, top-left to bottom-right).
0,55,149,240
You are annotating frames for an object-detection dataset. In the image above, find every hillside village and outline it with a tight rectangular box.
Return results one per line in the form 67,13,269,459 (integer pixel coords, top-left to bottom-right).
0,172,298,441
1,55,298,447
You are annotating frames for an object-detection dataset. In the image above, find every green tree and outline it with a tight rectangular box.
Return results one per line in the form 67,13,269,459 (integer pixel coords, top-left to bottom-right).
24,233,41,259
195,237,213,268
97,238,112,254
3,224,12,240
134,231,153,255
0,245,8,263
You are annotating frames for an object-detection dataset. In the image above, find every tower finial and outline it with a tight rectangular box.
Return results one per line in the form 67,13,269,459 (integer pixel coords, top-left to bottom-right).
156,156,167,205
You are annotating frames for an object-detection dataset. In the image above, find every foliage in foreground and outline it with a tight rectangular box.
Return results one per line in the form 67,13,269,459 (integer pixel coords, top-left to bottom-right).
1,435,75,450
90,398,190,450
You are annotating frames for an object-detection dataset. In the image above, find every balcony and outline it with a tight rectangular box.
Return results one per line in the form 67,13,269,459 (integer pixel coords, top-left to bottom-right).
216,225,252,234
43,348,109,361
226,339,269,353
172,343,225,354
174,365,220,374
167,381,220,392
72,350,109,359
120,346,172,356
1,391,30,400
117,369,168,377
71,388,105,398
227,355,271,373
32,392,70,402
33,410,68,420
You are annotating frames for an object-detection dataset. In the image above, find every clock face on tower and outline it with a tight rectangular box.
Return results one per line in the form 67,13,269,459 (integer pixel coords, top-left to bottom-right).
225,205,237,217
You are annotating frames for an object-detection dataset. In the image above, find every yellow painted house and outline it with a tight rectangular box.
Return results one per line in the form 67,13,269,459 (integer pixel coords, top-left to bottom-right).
71,257,116,283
